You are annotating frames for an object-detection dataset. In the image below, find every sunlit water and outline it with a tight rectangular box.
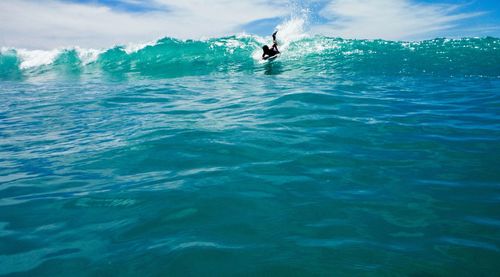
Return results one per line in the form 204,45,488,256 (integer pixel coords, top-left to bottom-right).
1,33,500,276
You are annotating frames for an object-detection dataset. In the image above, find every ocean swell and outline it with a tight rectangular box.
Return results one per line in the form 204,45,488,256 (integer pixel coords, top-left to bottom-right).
1,35,499,80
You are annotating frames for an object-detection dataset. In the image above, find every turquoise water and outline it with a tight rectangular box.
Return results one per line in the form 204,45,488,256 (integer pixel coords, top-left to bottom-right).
1,36,500,276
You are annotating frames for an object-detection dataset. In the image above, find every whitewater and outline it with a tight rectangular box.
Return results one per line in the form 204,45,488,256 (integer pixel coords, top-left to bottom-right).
1,18,500,276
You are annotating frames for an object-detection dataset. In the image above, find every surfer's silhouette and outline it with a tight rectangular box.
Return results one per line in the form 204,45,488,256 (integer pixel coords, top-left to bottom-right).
262,31,280,60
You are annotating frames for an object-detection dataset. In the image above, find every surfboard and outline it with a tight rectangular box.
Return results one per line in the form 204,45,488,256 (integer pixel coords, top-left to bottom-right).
264,54,280,61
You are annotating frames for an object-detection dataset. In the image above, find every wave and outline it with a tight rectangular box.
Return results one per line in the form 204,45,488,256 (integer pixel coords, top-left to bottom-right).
1,35,500,80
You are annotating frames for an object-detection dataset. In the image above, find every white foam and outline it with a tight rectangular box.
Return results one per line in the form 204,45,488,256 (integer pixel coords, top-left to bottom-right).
0,47,14,55
124,40,157,54
13,47,104,69
2,45,104,70
16,49,61,69
275,16,309,50
223,38,247,54
252,12,311,61
75,47,103,65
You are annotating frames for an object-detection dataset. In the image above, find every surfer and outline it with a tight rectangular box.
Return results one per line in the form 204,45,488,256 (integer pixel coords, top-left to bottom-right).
262,31,280,60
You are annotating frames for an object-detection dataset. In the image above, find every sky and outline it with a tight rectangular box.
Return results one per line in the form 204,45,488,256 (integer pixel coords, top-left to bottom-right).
0,0,499,49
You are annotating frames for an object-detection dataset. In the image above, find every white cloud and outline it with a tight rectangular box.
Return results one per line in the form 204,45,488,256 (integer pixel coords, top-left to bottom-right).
0,0,290,49
0,0,489,49
312,0,485,40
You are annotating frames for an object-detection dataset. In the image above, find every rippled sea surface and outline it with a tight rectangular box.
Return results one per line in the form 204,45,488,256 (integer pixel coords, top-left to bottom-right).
1,37,500,276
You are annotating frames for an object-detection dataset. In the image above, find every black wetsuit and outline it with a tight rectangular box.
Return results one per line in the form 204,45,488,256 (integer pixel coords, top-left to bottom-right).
262,31,280,60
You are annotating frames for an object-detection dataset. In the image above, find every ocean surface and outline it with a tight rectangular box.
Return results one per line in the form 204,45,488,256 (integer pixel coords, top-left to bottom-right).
1,30,500,276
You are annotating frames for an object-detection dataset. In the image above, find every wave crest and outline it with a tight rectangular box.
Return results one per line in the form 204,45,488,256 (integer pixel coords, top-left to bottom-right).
1,36,499,80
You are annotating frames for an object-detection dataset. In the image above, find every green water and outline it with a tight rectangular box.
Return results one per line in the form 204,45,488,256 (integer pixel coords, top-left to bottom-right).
0,36,500,276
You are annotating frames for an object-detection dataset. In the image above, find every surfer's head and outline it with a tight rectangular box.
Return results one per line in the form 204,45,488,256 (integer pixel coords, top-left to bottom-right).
262,45,270,54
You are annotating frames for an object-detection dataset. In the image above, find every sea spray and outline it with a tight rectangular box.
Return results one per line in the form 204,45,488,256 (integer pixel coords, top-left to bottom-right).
275,10,310,49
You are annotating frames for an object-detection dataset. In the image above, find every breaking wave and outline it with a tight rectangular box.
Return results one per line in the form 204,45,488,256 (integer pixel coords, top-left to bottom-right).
1,19,499,80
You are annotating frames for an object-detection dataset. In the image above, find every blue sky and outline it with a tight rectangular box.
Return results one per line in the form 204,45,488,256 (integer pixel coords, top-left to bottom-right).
64,0,168,13
419,0,500,36
63,0,500,36
1,0,499,49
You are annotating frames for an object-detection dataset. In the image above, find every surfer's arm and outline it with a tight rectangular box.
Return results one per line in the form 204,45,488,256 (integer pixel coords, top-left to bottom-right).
272,43,280,53
271,31,279,53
